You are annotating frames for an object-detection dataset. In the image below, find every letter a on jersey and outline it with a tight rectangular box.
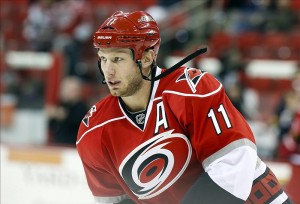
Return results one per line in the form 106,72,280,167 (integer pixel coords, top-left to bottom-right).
154,101,169,134
176,67,202,93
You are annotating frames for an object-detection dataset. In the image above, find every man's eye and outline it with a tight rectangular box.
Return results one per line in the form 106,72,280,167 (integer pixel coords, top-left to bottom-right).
114,57,122,62
100,57,107,62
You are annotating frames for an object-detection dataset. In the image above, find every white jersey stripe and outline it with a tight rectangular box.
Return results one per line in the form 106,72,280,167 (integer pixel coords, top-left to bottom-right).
153,96,162,102
205,145,257,200
202,138,257,169
163,83,222,98
269,192,289,204
144,67,161,131
76,116,126,145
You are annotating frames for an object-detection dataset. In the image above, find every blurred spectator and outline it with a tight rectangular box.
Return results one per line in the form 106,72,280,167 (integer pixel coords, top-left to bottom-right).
23,0,93,77
22,0,55,52
218,45,243,83
12,70,45,109
277,69,300,159
242,87,260,120
226,83,246,116
249,119,279,159
146,5,168,24
52,0,93,77
276,91,298,141
46,76,88,146
225,80,260,121
158,0,181,7
290,104,300,144
266,0,297,32
277,100,300,160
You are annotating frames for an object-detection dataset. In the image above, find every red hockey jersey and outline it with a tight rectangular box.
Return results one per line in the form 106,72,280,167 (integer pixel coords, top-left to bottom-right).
77,67,288,204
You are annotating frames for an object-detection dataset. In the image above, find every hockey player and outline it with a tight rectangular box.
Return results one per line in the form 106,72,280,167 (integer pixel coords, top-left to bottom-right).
76,11,293,204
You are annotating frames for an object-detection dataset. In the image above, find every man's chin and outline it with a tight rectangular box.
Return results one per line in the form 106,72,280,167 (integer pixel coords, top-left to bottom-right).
110,91,120,97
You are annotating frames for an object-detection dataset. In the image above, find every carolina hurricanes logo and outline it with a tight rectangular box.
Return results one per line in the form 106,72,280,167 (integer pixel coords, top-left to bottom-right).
138,15,155,23
176,67,202,93
119,130,191,200
82,105,96,127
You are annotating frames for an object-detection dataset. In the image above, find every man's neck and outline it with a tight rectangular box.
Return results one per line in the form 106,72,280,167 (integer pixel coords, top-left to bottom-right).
120,80,152,112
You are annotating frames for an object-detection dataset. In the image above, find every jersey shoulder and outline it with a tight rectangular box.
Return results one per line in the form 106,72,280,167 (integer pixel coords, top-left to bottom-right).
77,95,121,138
161,66,222,96
76,95,120,168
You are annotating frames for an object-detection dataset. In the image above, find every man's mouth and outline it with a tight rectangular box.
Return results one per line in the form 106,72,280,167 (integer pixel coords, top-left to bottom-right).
108,81,120,86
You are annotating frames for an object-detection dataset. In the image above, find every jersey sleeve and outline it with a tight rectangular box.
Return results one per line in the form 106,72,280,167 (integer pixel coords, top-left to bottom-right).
163,70,256,163
186,73,256,162
164,71,256,161
163,69,257,200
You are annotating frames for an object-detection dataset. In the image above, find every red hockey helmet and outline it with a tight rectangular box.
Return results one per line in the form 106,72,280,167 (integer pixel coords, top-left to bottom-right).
93,11,161,61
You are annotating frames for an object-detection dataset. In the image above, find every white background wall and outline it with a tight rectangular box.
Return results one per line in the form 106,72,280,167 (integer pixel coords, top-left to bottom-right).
1,145,94,204
1,109,48,145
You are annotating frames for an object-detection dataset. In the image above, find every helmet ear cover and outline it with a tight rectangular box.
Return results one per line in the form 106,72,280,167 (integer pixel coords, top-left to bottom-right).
93,11,161,62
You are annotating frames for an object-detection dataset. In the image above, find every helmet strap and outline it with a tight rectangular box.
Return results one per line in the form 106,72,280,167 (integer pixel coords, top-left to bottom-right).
152,48,207,81
97,60,106,84
136,60,153,81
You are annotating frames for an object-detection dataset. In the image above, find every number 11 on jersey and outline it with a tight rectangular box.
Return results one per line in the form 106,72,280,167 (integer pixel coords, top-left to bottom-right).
207,104,232,135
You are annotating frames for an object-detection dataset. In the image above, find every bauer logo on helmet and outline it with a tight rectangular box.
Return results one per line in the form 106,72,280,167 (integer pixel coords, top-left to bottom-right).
97,36,112,40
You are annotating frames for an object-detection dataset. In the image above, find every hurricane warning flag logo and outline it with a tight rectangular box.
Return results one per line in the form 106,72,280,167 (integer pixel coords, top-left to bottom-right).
176,67,203,93
82,105,96,127
119,130,191,200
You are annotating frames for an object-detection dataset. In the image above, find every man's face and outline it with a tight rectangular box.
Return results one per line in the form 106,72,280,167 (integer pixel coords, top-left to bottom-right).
98,47,143,97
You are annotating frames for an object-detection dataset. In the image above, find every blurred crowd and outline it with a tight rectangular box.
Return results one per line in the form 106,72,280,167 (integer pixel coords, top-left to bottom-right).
0,0,299,160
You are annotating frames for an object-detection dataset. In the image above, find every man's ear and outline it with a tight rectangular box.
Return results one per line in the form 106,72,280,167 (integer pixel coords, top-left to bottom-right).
141,49,155,68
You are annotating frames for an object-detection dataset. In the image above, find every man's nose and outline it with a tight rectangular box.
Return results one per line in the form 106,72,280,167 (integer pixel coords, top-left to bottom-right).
102,61,116,76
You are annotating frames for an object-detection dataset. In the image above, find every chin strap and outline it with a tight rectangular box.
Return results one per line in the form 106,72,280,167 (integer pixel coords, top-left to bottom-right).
152,47,207,81
136,60,152,81
97,60,106,84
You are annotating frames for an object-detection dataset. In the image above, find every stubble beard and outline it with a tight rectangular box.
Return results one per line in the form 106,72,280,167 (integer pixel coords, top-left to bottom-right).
109,72,143,97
